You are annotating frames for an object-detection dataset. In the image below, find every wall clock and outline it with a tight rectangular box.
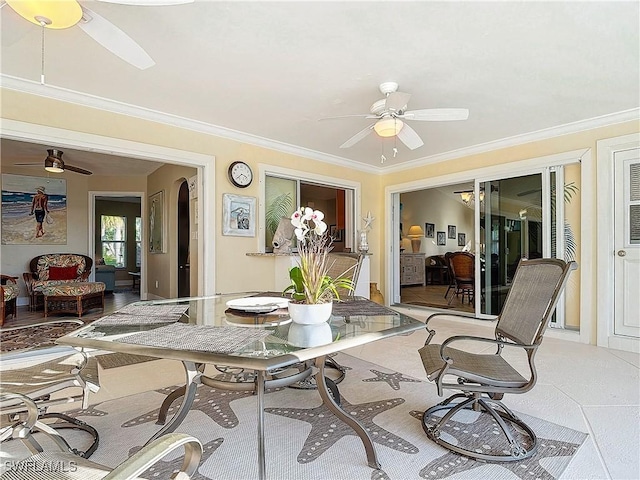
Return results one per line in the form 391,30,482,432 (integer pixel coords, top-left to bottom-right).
228,161,253,188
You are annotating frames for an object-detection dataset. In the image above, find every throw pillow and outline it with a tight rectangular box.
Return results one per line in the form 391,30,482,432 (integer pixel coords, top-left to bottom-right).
48,265,79,281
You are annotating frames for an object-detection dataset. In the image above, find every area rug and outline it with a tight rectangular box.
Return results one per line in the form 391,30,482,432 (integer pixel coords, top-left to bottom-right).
0,320,84,352
2,353,587,479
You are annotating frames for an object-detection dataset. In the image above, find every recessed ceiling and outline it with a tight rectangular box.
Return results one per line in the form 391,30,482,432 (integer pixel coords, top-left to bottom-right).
1,1,638,171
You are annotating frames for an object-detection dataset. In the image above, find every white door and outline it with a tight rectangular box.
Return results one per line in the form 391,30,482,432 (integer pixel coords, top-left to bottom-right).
614,148,640,338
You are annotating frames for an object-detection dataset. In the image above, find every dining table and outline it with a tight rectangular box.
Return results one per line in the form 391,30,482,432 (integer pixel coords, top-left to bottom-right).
56,292,425,480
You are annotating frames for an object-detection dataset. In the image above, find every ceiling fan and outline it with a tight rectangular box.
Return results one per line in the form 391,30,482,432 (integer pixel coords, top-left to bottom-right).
321,82,469,151
1,0,193,71
15,149,93,175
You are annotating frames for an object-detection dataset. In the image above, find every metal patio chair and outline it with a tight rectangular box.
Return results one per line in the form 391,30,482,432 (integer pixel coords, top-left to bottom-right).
0,346,100,458
418,258,577,462
0,392,202,480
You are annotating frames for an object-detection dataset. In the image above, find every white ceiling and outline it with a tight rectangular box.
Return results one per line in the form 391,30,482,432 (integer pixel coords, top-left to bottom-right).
1,1,639,173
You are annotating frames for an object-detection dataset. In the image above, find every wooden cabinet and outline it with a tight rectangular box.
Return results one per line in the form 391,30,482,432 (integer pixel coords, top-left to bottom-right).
400,253,426,286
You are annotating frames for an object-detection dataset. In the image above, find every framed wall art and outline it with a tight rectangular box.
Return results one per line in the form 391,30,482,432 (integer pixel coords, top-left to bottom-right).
223,193,256,237
149,190,165,254
448,225,457,239
458,233,466,247
1,174,67,245
437,231,447,246
424,222,435,238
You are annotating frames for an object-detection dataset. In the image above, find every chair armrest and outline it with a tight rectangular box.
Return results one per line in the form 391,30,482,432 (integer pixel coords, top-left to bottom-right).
79,270,91,281
439,334,534,361
424,312,487,345
22,273,35,292
1,274,18,284
103,433,202,480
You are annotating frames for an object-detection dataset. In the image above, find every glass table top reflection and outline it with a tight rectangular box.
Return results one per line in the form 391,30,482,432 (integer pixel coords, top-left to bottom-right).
57,293,425,371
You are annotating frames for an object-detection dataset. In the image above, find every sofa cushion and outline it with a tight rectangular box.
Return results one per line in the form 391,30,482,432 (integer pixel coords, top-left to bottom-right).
41,282,106,297
37,254,86,281
48,265,79,281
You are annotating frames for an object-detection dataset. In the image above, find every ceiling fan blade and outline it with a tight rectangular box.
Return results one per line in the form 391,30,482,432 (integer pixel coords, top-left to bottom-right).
318,114,377,121
13,163,41,166
97,0,193,4
64,164,93,175
385,92,411,113
78,7,155,70
401,108,469,121
339,124,375,149
396,123,424,150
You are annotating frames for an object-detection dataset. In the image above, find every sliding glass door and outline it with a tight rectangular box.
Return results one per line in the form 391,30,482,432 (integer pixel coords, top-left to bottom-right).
478,173,544,315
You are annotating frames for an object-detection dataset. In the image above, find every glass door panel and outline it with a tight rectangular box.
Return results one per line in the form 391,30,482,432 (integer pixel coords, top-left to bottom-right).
479,174,543,315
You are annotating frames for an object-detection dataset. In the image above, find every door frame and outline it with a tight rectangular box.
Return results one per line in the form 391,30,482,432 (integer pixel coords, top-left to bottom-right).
89,191,144,291
385,147,592,343
3,119,215,296
597,133,640,352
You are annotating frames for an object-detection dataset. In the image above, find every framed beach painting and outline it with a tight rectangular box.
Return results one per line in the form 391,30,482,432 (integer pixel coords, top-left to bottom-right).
149,190,165,253
1,174,67,245
223,193,256,237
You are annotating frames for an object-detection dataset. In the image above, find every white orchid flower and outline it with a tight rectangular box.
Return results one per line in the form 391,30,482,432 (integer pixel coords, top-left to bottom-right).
294,226,307,241
302,207,314,221
314,220,327,235
290,209,304,228
311,209,324,223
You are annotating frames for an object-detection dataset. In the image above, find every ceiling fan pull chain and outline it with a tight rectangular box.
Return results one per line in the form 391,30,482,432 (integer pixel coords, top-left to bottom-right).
36,16,52,85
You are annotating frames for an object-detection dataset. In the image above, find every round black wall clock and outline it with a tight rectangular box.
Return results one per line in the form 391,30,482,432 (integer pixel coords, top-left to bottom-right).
228,161,253,188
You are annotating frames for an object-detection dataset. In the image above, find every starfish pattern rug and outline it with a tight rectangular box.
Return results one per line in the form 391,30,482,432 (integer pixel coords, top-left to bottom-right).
1,353,587,479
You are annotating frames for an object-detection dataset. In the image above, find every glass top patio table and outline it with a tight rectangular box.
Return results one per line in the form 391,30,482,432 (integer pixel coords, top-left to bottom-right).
56,293,425,479
56,292,425,372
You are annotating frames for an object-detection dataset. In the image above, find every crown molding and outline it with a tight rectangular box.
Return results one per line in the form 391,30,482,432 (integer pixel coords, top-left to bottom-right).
0,75,382,175
2,75,637,176
383,108,640,173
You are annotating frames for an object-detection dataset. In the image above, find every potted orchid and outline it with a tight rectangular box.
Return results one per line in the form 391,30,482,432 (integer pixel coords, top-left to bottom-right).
283,207,355,324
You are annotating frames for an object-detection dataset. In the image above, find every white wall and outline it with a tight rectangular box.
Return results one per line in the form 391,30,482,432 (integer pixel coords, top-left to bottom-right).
400,188,473,257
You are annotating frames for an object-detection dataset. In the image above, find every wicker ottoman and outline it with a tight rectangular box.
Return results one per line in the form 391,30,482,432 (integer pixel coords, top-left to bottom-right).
42,281,106,318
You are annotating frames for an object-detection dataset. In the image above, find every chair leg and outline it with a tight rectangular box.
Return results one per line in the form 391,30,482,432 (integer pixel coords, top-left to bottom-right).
422,392,538,462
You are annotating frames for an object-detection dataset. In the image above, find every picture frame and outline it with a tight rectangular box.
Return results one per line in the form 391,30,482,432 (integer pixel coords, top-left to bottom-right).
437,231,447,246
458,233,466,247
149,190,165,253
223,193,256,237
329,224,344,242
1,174,67,245
424,222,435,238
448,225,457,239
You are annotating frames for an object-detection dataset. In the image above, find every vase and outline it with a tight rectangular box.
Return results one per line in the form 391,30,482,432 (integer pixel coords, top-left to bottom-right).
369,283,384,305
288,301,333,325
358,230,369,253
287,321,333,347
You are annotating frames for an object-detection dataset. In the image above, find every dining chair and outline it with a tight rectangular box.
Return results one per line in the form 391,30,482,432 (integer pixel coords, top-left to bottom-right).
326,252,363,299
447,251,475,305
418,258,577,461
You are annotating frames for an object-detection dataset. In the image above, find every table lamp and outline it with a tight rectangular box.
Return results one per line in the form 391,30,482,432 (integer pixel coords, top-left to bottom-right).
407,225,424,253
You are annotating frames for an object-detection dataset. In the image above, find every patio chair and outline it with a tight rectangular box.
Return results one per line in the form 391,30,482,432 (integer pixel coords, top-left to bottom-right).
326,252,364,300
418,258,577,461
0,346,101,458
0,393,202,480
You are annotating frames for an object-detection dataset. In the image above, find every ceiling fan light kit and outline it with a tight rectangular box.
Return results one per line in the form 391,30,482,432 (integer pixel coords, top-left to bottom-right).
6,0,82,29
374,117,403,137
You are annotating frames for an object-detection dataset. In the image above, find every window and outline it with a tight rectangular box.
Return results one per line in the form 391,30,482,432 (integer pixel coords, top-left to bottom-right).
101,215,126,268
135,217,142,267
264,173,356,253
